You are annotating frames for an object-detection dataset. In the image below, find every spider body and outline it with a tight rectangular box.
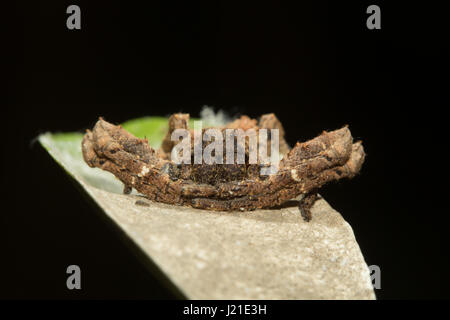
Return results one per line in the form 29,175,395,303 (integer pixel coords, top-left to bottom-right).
82,113,365,221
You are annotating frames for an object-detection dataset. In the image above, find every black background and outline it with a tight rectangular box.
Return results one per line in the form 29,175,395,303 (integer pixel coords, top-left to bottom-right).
5,1,449,299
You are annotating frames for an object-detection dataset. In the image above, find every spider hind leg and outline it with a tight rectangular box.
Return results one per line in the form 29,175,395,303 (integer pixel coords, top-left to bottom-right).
298,191,319,222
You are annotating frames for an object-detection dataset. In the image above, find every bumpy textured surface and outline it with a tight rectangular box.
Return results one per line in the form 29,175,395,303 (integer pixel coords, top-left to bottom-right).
81,114,365,217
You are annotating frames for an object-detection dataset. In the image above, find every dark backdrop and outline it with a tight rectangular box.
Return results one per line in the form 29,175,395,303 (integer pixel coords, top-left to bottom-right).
5,1,449,299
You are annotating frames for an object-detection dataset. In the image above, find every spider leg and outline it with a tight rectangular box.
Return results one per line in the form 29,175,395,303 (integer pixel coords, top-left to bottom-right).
82,120,184,204
123,185,132,194
280,126,353,173
298,191,319,222
258,113,291,155
160,113,190,157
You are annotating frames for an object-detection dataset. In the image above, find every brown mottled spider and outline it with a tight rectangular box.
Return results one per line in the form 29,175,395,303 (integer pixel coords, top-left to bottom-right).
82,113,365,221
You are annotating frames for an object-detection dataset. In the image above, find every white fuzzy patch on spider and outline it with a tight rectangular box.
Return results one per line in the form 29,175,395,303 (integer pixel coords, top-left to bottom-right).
200,106,231,126
138,165,150,177
291,169,302,182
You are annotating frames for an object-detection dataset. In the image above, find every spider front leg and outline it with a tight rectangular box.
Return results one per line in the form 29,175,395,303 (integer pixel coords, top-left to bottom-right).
123,184,132,194
298,190,319,222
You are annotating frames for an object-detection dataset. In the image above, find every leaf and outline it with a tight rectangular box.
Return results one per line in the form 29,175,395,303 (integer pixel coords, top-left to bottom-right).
121,116,168,148
38,116,375,300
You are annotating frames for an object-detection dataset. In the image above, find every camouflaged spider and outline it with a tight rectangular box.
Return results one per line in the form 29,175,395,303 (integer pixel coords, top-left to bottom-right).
82,113,365,221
